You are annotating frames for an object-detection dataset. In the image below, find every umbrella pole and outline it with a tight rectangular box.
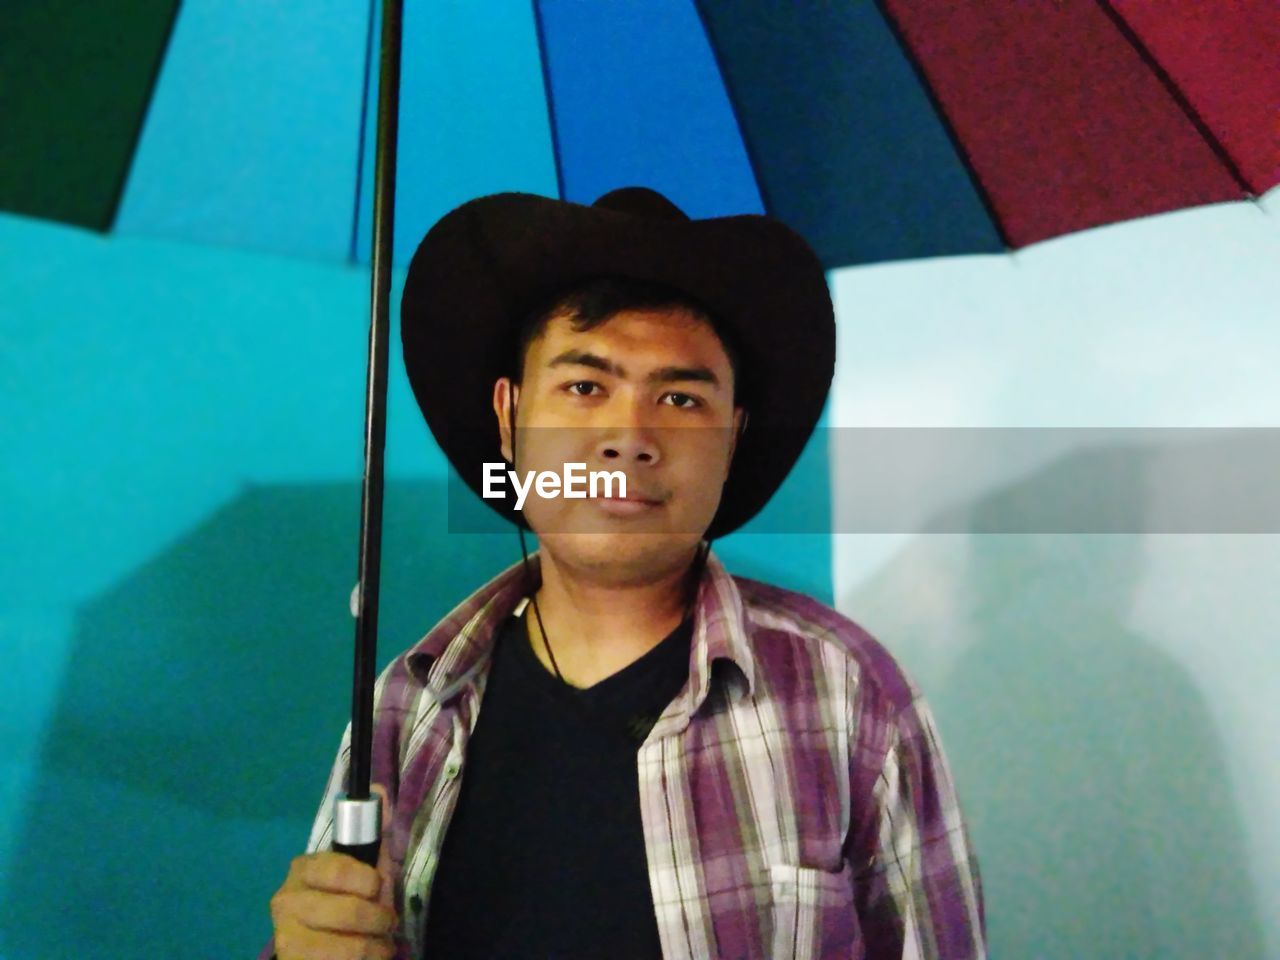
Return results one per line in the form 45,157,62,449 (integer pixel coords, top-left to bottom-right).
334,0,403,868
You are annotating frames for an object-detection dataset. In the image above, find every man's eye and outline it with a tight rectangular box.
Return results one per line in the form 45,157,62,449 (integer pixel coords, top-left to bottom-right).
663,392,702,409
567,381,602,397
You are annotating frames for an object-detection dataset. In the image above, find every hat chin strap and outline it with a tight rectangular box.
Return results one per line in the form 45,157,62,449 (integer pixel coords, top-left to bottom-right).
506,392,711,694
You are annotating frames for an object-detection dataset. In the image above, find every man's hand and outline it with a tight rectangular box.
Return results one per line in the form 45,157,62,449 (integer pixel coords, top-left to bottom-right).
269,785,398,960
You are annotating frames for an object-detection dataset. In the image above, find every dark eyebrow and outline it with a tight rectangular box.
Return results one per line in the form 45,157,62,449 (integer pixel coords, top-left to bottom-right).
648,365,720,388
546,350,721,389
547,350,620,376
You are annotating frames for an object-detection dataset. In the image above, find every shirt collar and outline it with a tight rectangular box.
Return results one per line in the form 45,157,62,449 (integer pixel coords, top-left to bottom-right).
404,546,757,712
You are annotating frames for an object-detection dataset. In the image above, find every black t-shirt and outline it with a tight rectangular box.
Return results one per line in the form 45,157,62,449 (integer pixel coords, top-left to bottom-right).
421,606,693,960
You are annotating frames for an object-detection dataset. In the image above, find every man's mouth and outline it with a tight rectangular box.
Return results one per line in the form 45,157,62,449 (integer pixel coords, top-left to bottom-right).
589,490,665,515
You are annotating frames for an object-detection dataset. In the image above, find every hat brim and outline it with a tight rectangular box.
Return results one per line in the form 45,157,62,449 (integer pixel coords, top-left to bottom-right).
400,192,834,539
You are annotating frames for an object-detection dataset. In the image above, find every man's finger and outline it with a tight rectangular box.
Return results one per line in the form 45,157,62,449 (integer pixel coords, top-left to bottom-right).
276,924,395,960
301,852,382,900
290,890,398,936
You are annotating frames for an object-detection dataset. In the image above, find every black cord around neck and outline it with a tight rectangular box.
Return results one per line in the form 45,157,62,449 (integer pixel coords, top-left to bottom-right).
517,532,708,691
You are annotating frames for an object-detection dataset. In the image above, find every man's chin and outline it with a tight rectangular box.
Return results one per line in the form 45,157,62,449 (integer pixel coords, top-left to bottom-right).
534,529,704,582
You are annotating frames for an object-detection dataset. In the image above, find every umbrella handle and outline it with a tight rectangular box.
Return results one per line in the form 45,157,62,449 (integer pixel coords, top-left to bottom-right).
333,795,382,867
345,0,403,809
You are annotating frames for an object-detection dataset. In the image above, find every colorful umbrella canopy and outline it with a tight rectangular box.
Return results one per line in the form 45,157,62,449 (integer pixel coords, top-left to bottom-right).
3,7,1278,957
4,0,1275,269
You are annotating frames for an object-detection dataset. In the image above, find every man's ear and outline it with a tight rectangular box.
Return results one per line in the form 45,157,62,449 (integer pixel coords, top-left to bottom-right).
493,377,519,462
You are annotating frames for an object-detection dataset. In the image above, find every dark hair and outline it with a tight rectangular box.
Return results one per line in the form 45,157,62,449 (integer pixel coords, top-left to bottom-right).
511,275,747,407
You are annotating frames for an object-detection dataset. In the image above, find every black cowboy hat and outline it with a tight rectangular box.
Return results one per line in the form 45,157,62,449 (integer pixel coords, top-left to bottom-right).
400,187,834,540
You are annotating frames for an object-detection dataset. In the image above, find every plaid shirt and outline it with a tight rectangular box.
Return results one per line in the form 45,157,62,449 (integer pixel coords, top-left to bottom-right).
261,549,985,959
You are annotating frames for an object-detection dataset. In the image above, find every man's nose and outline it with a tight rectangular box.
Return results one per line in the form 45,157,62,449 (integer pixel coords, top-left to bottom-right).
593,405,661,466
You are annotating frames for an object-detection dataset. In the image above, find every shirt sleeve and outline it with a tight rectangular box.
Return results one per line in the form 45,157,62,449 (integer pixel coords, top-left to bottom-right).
853,695,988,959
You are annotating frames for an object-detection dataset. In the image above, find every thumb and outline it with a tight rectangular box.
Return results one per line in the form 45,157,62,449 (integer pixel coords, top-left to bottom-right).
370,783,396,910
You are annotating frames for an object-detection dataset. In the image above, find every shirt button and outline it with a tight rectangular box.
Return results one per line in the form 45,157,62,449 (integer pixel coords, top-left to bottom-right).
443,758,461,780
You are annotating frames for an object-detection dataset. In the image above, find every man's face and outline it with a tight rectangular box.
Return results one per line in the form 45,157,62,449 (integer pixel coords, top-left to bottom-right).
493,306,744,584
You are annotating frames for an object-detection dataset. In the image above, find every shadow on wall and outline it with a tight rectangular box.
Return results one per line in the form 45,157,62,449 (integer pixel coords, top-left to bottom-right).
1,472,831,959
843,440,1268,960
2,478,521,959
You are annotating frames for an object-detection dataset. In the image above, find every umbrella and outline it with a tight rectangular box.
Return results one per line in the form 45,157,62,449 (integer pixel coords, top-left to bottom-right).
4,2,1275,263
3,0,1276,877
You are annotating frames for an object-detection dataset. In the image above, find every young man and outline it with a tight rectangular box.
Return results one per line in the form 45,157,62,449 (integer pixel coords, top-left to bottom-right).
264,188,986,959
